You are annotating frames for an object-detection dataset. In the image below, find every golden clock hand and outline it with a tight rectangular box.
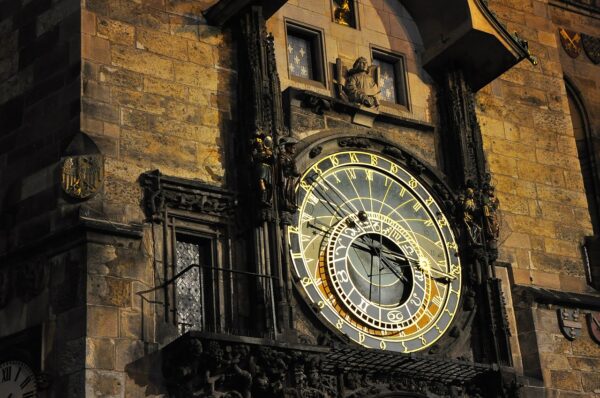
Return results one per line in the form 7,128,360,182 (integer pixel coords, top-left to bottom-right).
420,266,456,281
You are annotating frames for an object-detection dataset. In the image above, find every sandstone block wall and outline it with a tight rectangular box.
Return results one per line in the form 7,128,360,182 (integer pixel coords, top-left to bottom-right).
480,0,594,293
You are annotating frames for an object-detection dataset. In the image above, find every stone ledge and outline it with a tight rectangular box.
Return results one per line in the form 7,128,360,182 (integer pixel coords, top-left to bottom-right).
512,285,600,310
285,87,436,133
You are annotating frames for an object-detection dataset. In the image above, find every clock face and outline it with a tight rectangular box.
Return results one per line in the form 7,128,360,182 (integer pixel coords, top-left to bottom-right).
0,360,37,398
289,150,461,353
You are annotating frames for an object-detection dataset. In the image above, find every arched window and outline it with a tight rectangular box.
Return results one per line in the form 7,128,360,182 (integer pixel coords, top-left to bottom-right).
566,78,599,233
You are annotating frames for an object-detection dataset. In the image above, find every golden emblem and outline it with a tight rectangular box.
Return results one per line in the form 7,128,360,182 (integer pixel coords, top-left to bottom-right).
559,28,582,58
61,155,104,199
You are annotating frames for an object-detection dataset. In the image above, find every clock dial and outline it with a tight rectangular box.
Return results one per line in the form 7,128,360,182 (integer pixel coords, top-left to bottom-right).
289,150,461,353
0,361,37,398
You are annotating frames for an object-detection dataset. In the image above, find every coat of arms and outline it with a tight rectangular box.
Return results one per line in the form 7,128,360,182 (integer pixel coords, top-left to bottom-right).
559,28,582,58
61,155,104,199
582,33,600,64
557,308,582,340
587,312,600,345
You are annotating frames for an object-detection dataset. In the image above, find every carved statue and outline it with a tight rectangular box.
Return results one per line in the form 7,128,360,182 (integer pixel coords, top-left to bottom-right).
344,57,380,108
278,137,300,213
251,133,275,206
481,174,500,241
459,186,483,246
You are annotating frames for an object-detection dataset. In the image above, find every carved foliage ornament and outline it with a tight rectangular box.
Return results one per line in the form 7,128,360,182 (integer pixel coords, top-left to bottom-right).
140,171,237,220
161,336,482,398
61,155,104,199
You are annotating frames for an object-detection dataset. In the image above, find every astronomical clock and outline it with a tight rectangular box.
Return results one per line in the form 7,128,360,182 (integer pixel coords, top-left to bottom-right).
288,142,462,353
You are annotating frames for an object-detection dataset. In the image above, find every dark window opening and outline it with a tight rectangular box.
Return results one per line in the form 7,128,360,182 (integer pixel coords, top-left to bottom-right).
372,49,409,109
286,22,326,85
333,0,358,28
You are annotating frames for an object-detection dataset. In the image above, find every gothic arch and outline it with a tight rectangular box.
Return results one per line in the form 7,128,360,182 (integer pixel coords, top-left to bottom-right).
565,76,600,234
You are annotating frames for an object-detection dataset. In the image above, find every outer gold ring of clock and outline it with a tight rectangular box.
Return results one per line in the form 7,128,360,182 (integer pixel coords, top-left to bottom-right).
289,150,462,352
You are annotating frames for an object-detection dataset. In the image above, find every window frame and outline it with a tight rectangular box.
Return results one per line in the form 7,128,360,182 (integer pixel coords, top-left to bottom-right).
166,210,233,335
285,20,328,88
371,46,410,111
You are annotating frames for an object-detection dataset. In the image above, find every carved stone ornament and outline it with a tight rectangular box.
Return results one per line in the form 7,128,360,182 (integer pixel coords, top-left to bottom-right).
557,308,582,341
587,312,600,345
559,28,582,58
251,133,275,206
161,334,502,398
140,170,237,220
582,33,600,64
343,57,380,108
61,155,104,199
278,136,300,213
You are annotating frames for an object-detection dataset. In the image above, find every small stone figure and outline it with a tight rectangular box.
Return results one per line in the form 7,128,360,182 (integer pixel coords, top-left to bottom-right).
459,186,483,246
481,175,500,241
344,57,380,108
279,137,300,213
251,133,275,206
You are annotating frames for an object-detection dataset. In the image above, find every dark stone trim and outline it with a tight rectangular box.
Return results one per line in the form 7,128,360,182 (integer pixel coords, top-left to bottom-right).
140,170,237,222
79,216,144,239
512,285,600,310
549,0,600,19
286,88,436,132
0,209,143,264
204,0,287,26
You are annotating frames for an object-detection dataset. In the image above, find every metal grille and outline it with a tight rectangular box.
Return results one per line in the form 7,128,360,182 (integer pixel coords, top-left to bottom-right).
322,345,492,384
175,241,203,333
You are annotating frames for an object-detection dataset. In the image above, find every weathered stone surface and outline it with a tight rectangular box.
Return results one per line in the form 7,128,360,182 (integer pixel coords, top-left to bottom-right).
86,337,116,370
88,306,119,337
549,370,583,391
85,370,125,398
88,275,132,307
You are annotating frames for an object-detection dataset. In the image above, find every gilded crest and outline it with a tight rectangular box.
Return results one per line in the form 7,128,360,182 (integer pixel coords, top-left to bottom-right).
559,28,582,58
61,155,104,199
587,312,600,345
582,33,600,64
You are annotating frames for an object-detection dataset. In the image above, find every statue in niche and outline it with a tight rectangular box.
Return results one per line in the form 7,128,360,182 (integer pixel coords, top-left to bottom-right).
459,185,483,246
251,133,275,206
481,174,500,241
344,57,380,108
278,136,300,213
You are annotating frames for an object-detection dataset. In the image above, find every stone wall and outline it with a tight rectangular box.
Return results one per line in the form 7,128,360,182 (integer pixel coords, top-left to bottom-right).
80,0,238,396
81,0,235,224
479,0,594,293
0,0,81,252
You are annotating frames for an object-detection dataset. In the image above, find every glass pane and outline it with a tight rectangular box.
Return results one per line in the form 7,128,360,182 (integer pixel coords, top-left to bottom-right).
175,240,202,332
373,58,397,103
287,34,313,80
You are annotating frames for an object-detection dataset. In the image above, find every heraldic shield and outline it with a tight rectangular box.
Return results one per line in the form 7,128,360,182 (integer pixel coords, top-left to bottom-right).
61,155,104,199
